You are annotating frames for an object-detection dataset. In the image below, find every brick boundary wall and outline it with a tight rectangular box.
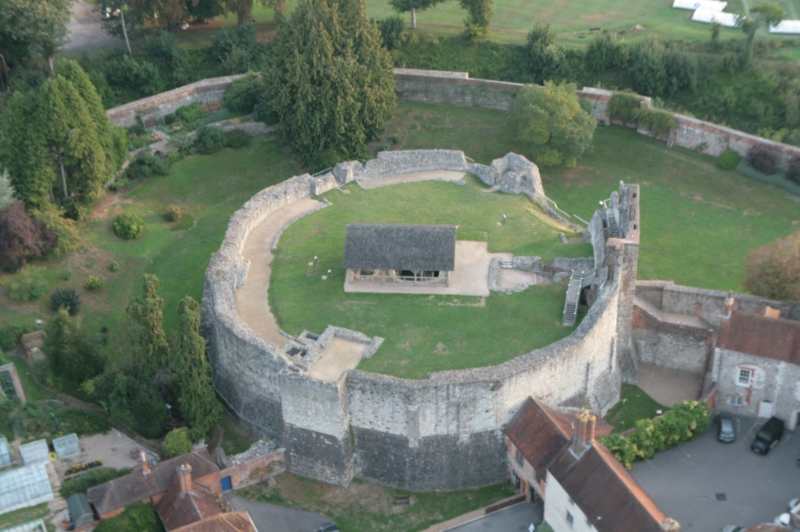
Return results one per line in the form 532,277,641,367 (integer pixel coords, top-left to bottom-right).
202,149,638,490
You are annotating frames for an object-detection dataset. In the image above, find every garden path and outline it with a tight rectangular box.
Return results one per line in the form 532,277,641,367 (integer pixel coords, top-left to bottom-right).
235,197,324,347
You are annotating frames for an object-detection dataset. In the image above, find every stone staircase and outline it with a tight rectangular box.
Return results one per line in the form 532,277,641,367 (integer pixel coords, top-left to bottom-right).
563,269,595,326
605,208,621,238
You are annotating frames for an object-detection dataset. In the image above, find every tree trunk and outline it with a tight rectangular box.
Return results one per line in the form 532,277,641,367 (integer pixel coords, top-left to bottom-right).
121,10,132,56
48,56,55,74
410,5,416,28
58,155,68,198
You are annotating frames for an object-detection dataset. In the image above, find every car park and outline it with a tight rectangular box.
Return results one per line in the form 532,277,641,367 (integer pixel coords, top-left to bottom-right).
315,523,340,532
720,526,744,532
716,415,736,443
750,417,785,455
789,498,800,512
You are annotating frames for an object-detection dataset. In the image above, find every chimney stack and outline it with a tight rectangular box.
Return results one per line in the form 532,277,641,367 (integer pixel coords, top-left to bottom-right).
576,409,596,446
722,291,735,318
661,518,681,532
178,463,193,494
140,451,150,475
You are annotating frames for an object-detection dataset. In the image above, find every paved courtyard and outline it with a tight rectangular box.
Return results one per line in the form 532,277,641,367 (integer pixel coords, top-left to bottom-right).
447,501,543,532
631,415,800,531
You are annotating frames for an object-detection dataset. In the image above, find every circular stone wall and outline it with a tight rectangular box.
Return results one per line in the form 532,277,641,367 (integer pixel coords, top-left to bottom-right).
203,150,636,489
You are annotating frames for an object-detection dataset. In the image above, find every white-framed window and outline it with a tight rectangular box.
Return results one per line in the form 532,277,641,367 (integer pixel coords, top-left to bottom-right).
729,395,744,406
738,368,753,387
566,511,574,527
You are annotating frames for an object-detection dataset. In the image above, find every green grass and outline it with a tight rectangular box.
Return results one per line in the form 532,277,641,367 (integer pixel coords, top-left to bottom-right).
605,384,667,433
271,175,590,378
241,473,517,532
218,410,259,455
0,503,49,529
384,102,800,291
6,355,56,402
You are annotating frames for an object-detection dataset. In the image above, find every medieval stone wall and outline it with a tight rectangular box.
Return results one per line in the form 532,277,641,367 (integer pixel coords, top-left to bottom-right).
632,305,712,374
203,150,633,490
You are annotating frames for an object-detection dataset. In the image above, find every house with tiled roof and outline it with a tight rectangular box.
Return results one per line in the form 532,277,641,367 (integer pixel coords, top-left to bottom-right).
711,293,800,426
505,398,678,532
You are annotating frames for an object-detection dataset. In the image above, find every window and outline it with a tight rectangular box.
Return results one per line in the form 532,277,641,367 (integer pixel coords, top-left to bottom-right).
566,511,574,527
516,450,523,466
738,368,753,387
729,395,744,406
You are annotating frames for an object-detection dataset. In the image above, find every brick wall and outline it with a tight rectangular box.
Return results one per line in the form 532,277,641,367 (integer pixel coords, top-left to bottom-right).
220,449,285,491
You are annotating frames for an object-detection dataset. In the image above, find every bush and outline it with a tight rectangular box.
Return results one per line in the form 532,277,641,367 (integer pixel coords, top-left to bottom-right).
585,33,628,73
223,73,263,115
108,261,120,272
59,408,112,436
196,126,225,155
748,146,779,175
166,206,182,222
224,129,252,148
788,157,800,185
253,99,277,125
114,213,146,240
51,288,82,315
125,151,170,181
378,16,406,51
636,109,676,135
85,276,104,291
175,103,207,123
0,323,36,351
167,134,196,155
164,113,177,125
163,427,193,458
609,93,642,122
60,467,130,499
8,267,50,301
717,149,742,170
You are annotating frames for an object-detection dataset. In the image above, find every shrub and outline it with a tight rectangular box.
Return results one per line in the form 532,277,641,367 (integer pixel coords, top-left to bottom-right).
59,408,113,436
114,213,146,240
0,323,36,351
223,73,263,115
167,134,196,155
788,157,800,185
636,109,676,135
175,103,207,123
60,467,130,499
747,146,779,175
537,524,554,532
85,276,104,291
585,33,628,73
224,129,252,148
253,99,277,125
125,151,170,181
166,206,182,222
8,267,50,301
196,126,225,155
744,231,800,301
93,501,162,532
610,93,643,122
108,261,120,272
164,113,177,125
308,150,344,174
62,270,72,281
717,149,742,170
163,427,193,458
51,288,82,315
378,16,406,51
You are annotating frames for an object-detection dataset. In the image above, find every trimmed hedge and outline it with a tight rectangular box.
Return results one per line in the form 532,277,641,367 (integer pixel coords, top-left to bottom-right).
600,400,710,470
717,148,742,170
60,467,131,498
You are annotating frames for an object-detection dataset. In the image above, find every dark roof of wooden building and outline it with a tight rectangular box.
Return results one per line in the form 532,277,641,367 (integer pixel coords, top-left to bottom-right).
343,223,457,272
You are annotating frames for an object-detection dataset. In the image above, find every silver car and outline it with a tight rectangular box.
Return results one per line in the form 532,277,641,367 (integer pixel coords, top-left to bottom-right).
716,415,735,443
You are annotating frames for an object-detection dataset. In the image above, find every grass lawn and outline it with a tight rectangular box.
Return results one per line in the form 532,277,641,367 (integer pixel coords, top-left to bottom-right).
604,384,667,433
240,473,517,532
270,175,591,379
6,354,56,402
0,503,49,529
383,102,800,292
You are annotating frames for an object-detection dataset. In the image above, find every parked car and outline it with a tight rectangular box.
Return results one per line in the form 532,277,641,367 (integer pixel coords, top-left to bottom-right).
789,497,800,512
775,513,791,527
716,415,736,443
315,523,339,532
720,526,745,532
101,7,120,19
750,416,785,455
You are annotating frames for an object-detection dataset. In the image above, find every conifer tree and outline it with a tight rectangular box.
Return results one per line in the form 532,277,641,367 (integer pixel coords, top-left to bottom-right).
175,296,222,441
127,274,171,379
264,0,396,170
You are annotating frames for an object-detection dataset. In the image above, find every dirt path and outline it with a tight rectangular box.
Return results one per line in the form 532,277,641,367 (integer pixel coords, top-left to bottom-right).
235,198,324,347
63,0,125,53
307,338,368,383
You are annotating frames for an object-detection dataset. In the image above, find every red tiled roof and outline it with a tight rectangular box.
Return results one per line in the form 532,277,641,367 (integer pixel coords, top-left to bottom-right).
172,511,257,532
87,449,219,517
157,469,221,531
718,311,800,363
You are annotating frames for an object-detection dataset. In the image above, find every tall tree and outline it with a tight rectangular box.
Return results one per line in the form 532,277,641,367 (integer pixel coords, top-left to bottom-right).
459,0,493,39
223,0,283,26
743,231,800,302
0,201,57,268
740,2,784,67
264,0,396,169
44,308,106,384
127,274,171,379
525,24,569,84
0,60,124,218
175,296,222,441
388,0,448,28
510,82,597,168
0,0,71,79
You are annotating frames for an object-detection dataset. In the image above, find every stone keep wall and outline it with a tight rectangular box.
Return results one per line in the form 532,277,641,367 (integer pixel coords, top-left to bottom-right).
632,305,712,374
203,151,633,490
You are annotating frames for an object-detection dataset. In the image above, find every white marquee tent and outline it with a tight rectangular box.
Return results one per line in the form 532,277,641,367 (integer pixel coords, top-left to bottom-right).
673,0,728,11
770,20,800,33
691,8,740,27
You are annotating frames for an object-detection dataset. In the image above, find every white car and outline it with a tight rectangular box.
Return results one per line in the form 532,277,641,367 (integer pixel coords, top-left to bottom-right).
775,513,791,527
790,497,800,512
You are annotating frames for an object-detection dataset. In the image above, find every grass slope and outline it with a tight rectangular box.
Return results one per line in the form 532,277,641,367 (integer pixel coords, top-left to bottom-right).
382,102,799,291
271,176,590,379
241,473,517,532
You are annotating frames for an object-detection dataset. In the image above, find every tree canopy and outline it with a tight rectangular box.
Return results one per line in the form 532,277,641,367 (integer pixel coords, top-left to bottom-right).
127,274,171,379
388,0,448,28
0,0,71,80
510,82,597,168
740,2,784,66
743,231,800,302
264,0,396,171
0,201,57,268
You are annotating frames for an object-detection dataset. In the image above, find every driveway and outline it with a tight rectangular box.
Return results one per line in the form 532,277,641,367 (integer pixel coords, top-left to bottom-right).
631,415,800,531
447,501,543,532
63,0,125,52
226,492,332,532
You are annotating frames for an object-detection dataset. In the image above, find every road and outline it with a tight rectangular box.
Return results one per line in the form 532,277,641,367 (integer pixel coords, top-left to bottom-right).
63,0,125,53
